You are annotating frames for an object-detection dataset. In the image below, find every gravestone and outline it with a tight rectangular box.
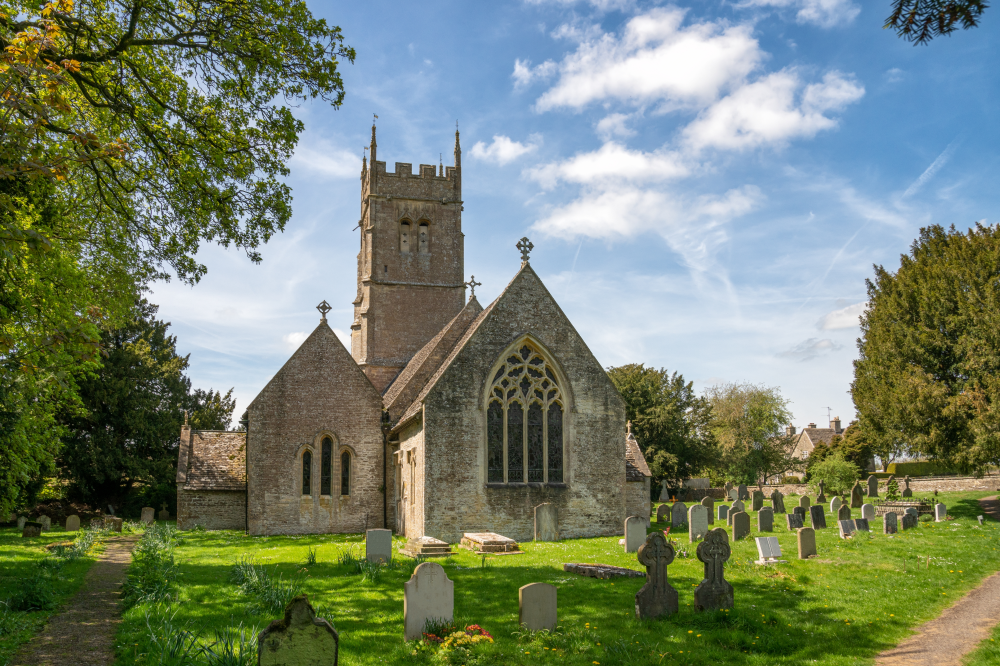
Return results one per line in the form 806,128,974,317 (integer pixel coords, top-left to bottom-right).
624,516,646,553
519,583,557,631
797,527,817,559
110,517,123,533
935,503,947,522
770,489,786,514
902,475,913,498
786,513,804,530
694,528,733,611
17,516,27,529
757,507,774,532
688,505,709,542
659,480,670,502
809,505,827,529
904,507,919,519
867,475,879,498
718,505,729,522
403,562,454,641
816,480,827,504
671,502,688,527
701,496,715,525
728,488,739,501
861,504,875,521
141,507,155,524
366,529,393,564
65,515,80,532
830,497,842,515
799,496,810,509
656,503,671,524
838,504,851,522
838,520,857,538
883,512,898,535
732,512,751,540
39,516,51,531
738,484,749,501
751,490,764,512
534,503,558,541
979,515,985,526
728,500,745,526
793,506,806,523
854,518,870,532
754,536,786,565
22,521,42,538
850,482,864,508
635,532,678,619
258,595,338,666
725,481,734,495
158,508,170,521
901,513,917,530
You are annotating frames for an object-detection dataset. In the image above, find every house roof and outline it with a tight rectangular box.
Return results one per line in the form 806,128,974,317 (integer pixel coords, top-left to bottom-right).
179,430,247,491
795,427,842,451
625,432,652,481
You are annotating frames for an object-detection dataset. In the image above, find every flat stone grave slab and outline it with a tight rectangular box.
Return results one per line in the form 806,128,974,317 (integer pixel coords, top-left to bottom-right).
755,536,786,565
460,532,521,554
401,536,452,558
563,563,644,580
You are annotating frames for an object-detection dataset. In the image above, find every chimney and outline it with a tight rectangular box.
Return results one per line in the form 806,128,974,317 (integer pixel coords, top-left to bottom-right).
808,423,817,429
786,425,796,435
831,416,842,433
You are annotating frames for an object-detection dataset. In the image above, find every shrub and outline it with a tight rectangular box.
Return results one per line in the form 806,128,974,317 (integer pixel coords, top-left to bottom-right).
121,523,177,610
7,569,57,611
886,461,956,477
782,476,802,484
808,454,861,495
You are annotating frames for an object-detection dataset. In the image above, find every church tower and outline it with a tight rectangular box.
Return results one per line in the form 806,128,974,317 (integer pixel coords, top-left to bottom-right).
351,125,466,392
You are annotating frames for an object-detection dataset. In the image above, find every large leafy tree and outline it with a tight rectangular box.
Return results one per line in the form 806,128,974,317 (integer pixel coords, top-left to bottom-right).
886,0,989,44
852,223,1000,474
606,364,715,487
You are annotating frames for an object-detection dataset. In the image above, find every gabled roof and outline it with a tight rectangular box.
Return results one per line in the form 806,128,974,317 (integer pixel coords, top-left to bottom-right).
796,427,841,450
625,432,652,481
179,430,247,491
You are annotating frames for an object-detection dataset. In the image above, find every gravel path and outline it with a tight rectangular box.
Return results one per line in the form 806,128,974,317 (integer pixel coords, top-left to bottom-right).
876,496,1000,666
10,535,139,666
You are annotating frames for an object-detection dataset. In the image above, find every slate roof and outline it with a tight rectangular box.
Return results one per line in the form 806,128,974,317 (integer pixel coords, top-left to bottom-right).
625,432,652,481
179,431,247,491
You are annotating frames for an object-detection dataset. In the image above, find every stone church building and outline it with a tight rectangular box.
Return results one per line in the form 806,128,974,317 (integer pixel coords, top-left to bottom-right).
175,126,650,541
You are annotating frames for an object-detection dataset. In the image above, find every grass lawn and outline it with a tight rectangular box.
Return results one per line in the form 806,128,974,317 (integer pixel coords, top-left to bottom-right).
117,490,1000,665
0,526,102,665
964,621,1000,665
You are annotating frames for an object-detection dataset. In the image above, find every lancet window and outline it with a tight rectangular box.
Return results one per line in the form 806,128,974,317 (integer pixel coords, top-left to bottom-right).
321,438,332,496
486,342,565,484
418,222,429,253
301,450,312,496
340,451,351,496
400,220,411,253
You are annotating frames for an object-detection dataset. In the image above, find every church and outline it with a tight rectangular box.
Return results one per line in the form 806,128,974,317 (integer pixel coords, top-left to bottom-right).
175,125,651,542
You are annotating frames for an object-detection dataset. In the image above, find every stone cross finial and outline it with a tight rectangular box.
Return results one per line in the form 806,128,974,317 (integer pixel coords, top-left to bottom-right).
635,531,678,619
316,300,332,322
517,237,534,264
183,409,188,426
464,276,481,299
627,420,632,436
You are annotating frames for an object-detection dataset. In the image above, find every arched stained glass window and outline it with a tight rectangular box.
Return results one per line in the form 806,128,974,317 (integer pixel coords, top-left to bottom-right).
527,403,544,482
507,402,523,482
487,401,504,483
321,438,332,496
547,403,563,483
302,450,312,495
341,452,351,496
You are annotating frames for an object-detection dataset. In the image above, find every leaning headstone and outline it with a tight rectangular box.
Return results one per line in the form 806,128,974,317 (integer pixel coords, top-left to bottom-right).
770,489,786,514
158,508,170,521
694,528,733,611
884,512,898,535
786,513,804,530
656,504,671,524
671,502,687,527
403,562,454,641
751,490,765,512
738,484,749,501
38,516,51,531
850,482,864,508
688,505,709,542
793,506,806,523
635,532,678,619
17,516,27,529
799,495,810,510
718,505,729,522
659,480,670,501
534,503,558,541
141,507,155,524
701,496,715,525
861,504,875,521
902,475,913,498
797,527,817,559
65,515,80,532
366,529,393,564
519,583,557,631
838,504,851,522
867,475,879,498
855,518,870,532
838,520,857,538
757,507,774,532
22,521,42,538
732,512,751,540
935,503,947,522
830,496,842,515
258,595,338,666
816,480,827,504
624,516,646,553
755,536,786,565
809,505,827,529
901,513,918,530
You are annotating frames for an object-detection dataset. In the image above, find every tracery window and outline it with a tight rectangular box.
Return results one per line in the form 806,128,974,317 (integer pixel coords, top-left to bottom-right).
400,220,411,253
418,222,429,253
321,438,332,496
486,342,565,484
302,450,312,495
340,451,351,496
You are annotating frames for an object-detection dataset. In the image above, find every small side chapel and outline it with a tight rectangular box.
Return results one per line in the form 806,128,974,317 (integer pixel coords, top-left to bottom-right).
175,125,651,541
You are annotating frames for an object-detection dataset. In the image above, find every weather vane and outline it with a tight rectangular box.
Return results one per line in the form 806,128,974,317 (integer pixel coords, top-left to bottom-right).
517,237,534,264
465,276,481,299
316,300,332,321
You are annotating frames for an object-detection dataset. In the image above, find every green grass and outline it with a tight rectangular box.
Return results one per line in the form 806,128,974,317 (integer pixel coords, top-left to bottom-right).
115,491,1000,666
964,622,1000,665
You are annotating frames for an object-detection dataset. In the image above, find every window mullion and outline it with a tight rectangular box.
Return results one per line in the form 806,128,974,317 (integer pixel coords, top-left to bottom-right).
502,403,508,484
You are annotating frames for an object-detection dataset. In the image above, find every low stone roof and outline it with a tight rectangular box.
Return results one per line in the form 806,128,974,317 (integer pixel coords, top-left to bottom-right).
625,432,652,481
179,430,247,491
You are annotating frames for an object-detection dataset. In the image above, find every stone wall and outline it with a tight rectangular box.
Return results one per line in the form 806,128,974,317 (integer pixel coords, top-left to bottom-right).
626,478,651,527
177,488,246,530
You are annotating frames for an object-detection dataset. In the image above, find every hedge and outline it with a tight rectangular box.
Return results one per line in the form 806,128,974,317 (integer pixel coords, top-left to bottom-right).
885,461,956,477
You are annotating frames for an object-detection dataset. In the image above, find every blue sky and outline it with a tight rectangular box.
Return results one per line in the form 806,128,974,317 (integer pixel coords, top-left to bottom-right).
151,0,1000,429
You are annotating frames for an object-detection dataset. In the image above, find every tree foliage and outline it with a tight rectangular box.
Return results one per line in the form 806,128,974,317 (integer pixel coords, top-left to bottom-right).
606,364,715,487
852,223,1000,473
804,421,873,480
808,453,861,496
886,0,989,44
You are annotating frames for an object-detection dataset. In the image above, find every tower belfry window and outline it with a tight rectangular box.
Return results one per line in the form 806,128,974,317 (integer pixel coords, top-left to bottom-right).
400,221,411,253
418,222,429,253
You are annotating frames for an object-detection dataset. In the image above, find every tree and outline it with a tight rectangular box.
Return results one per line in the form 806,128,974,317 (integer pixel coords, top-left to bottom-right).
852,223,1000,474
829,422,875,475
704,382,796,485
606,364,715,488
886,0,988,44
808,454,861,496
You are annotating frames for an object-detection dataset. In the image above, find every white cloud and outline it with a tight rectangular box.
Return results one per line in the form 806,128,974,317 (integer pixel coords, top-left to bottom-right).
595,113,637,140
534,8,763,112
332,328,351,348
282,331,308,350
525,142,688,189
512,58,558,91
818,301,866,329
739,0,860,28
683,70,864,151
470,135,540,165
290,144,361,179
902,139,959,199
778,337,842,361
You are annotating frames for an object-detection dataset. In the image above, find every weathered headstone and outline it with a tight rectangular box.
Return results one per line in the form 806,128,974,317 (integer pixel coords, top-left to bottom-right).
17,516,27,529
659,480,670,501
861,504,875,521
534,503,558,541
725,481,734,495
786,513,804,530
701,496,715,525
757,507,774,532
403,562,454,641
754,536,786,565
258,595,338,666
799,495,811,509
39,516,51,531
22,521,42,538
366,529,393,564
838,520,856,538
694,528,733,611
728,488,739,501
158,508,170,521
718,505,729,522
838,504,851,522
519,583,557,631
635,532,678,619
770,489,786,514
624,516,646,553
671,502,688,527
656,503,671,524
688,505,709,542
727,500,745,526
904,507,919,519
850,482,864,508
65,515,80,532
935,503,947,522
901,513,917,530
867,475,879,498
793,506,806,523
751,490,765,512
809,505,827,529
816,480,827,503
883,512,898,535
732,512,750,540
140,507,155,524
855,518,870,532
797,527,817,559
830,496,842,515
738,484,749,501
902,475,913,498
979,515,985,526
